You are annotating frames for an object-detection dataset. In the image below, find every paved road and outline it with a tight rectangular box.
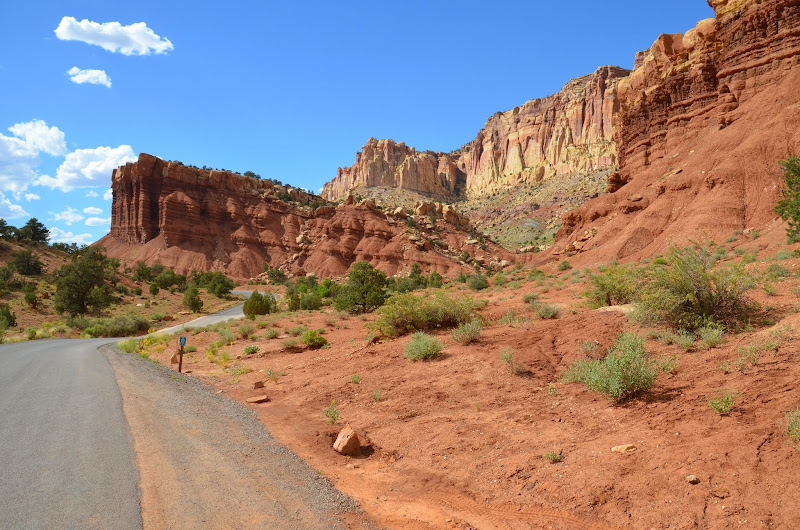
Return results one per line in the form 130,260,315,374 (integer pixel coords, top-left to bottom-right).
0,338,142,529
154,290,256,335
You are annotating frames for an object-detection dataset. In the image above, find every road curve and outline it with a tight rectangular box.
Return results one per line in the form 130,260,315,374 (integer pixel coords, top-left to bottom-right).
0,338,142,530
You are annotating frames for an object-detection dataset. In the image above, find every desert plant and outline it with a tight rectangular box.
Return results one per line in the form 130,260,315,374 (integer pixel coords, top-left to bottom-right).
117,338,137,353
563,332,657,400
774,156,800,242
634,244,756,330
243,291,277,318
237,322,255,339
706,388,739,415
282,338,301,351
243,345,259,355
522,293,538,304
350,374,361,384
324,400,340,424
532,301,559,319
404,332,443,361
264,328,280,339
301,329,328,349
786,409,800,448
183,284,203,312
371,388,383,401
370,291,480,336
697,320,724,348
543,450,563,463
334,261,388,314
584,263,644,308
451,320,481,345
557,260,572,271
467,274,489,291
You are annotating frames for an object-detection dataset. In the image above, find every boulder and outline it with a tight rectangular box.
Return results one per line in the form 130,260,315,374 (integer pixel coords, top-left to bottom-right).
333,424,361,456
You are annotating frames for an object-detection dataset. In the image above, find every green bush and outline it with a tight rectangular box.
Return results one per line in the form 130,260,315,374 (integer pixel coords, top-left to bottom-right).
243,345,259,355
149,283,159,296
634,244,756,331
264,328,280,339
706,388,739,415
12,249,43,276
53,247,115,316
117,338,137,353
522,293,538,304
786,409,800,448
774,156,800,242
698,320,724,348
532,301,559,319
301,330,328,349
183,284,203,312
300,292,322,310
404,332,443,361
451,320,481,345
334,261,388,314
584,263,644,308
242,291,277,318
557,260,572,271
563,332,657,400
467,274,488,291
75,314,150,337
370,291,480,336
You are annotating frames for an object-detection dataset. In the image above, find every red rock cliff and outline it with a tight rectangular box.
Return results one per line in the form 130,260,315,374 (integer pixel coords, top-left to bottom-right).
100,154,515,278
555,0,800,261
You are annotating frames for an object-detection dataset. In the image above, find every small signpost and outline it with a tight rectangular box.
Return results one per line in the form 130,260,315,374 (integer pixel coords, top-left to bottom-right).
178,335,187,373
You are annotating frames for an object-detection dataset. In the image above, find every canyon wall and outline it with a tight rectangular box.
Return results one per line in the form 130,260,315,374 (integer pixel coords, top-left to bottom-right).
100,154,514,278
321,65,629,202
555,0,800,261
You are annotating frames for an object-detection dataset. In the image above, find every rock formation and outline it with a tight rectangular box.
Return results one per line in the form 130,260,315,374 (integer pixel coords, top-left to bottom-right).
555,0,800,261
100,154,515,279
321,66,629,202
321,138,465,202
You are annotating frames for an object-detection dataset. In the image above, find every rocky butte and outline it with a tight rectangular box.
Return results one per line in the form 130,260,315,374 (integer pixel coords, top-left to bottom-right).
99,154,515,279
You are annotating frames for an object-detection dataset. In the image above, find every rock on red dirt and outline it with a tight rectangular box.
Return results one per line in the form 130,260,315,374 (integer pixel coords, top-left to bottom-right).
332,424,361,457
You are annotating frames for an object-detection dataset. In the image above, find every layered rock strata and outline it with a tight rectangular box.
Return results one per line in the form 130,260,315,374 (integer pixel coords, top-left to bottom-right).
555,0,800,261
100,154,515,278
322,66,630,202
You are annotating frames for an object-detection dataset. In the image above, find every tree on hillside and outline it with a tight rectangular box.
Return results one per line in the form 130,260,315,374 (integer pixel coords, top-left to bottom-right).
334,261,388,314
12,249,43,276
183,284,203,312
775,156,800,242
53,246,114,316
243,291,277,318
19,218,49,244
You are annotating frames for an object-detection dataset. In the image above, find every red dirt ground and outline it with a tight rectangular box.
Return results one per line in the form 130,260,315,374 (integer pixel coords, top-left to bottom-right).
139,238,800,529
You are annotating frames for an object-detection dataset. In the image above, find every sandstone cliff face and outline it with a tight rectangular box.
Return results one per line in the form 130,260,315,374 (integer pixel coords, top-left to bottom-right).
101,154,514,278
457,65,629,197
321,138,465,202
554,0,800,262
321,66,629,202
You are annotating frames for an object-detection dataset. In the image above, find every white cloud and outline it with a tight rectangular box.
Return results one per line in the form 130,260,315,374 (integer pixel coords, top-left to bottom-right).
35,145,136,191
83,206,102,215
7,120,66,156
0,120,67,193
49,227,93,245
85,216,110,226
55,16,173,56
86,190,99,197
103,188,113,200
0,192,28,218
53,206,84,225
24,193,40,201
67,67,111,88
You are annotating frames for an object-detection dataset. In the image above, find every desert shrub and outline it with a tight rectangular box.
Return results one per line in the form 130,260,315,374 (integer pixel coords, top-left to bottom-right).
370,291,480,336
706,388,739,415
584,263,644,308
774,156,800,242
522,293,538,304
153,269,186,290
563,332,657,400
243,291,277,318
282,338,302,351
189,270,235,298
674,330,695,351
493,273,508,287
300,292,322,310
288,325,307,336
467,274,488,291
786,409,800,448
557,260,572,271
243,345,259,355
264,266,287,285
22,283,38,308
334,261,388,314
764,263,790,281
532,301,559,319
634,244,756,331
404,332,443,361
77,314,150,337
350,374,361,384
324,400,339,424
301,329,328,349
543,450,563,463
698,320,724,348
53,247,115,316
451,320,481,345
149,283,159,296
183,284,203,312
117,338,137,353
456,271,468,283
237,322,255,339
264,328,280,339
427,271,443,288
12,249,43,276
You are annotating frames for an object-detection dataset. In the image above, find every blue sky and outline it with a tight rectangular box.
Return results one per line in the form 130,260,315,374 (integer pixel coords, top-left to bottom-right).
0,0,714,245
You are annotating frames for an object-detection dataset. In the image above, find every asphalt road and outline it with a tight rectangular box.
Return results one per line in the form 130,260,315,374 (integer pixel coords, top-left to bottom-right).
155,290,254,335
0,338,142,529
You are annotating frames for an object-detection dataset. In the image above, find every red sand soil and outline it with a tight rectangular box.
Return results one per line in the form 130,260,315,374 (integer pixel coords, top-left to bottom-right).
140,243,800,529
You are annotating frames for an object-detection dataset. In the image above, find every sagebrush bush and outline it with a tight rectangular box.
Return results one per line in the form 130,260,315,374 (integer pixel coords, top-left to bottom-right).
634,244,756,331
584,263,644,308
370,291,480,336
301,329,328,349
404,332,443,361
451,320,481,345
77,314,150,337
563,332,657,400
117,338,137,353
467,274,489,291
698,320,724,348
532,301,559,319
557,260,572,271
